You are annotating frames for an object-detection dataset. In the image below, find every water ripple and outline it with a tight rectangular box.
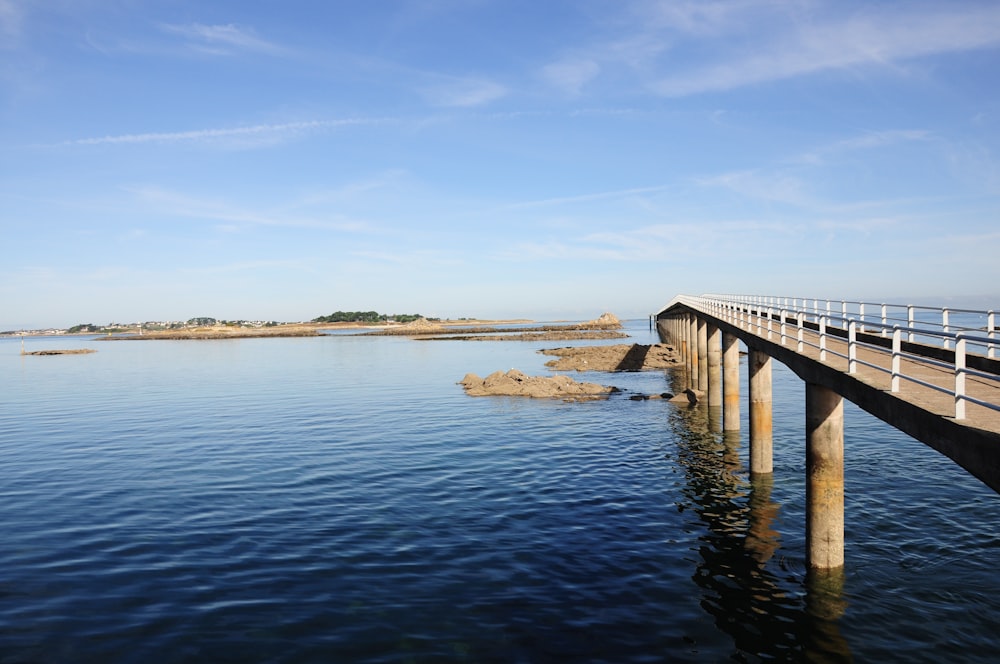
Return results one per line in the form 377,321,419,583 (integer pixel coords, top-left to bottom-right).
1,330,999,661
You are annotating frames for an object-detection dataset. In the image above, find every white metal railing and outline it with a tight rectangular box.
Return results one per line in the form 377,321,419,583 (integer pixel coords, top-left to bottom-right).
661,294,1000,420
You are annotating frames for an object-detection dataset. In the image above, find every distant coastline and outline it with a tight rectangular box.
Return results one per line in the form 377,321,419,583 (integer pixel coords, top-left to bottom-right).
97,319,537,341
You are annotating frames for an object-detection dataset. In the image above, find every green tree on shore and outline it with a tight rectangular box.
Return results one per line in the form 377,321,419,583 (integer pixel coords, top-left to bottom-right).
312,311,425,324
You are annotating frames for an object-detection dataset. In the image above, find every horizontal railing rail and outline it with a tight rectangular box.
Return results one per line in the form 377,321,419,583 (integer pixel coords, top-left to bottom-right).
659,294,1000,420
699,294,997,356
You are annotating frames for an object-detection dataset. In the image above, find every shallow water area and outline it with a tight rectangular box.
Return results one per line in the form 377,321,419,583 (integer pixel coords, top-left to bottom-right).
2,321,999,662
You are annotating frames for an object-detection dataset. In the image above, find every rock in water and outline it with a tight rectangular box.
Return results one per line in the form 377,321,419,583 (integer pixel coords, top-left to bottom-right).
459,369,616,400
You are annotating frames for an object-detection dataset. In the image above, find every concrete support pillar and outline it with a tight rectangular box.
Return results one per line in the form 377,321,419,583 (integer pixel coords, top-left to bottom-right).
681,316,691,389
806,383,845,570
707,324,722,407
697,318,708,392
748,348,773,475
722,332,740,431
688,316,699,390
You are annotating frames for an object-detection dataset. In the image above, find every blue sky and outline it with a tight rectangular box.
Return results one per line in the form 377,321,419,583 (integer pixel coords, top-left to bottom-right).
2,0,999,328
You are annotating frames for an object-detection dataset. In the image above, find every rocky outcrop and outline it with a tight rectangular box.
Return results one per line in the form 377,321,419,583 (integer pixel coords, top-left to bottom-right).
459,369,618,400
22,349,97,355
581,312,623,329
541,343,678,372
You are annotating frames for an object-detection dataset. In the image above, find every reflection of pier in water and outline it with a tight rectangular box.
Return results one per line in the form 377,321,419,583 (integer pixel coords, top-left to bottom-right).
667,375,851,661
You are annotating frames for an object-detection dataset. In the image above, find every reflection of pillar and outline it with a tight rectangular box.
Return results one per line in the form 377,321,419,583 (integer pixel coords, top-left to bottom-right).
689,316,699,390
707,324,722,407
806,383,844,569
748,349,773,475
697,318,708,392
805,567,852,660
745,472,780,565
722,332,740,431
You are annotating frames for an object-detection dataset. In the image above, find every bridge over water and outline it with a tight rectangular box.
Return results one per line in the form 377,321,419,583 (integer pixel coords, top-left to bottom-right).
654,295,1000,570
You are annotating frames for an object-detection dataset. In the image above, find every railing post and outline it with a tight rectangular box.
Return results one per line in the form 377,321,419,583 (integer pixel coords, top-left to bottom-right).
797,312,805,353
943,308,951,349
766,307,773,340
819,316,827,362
848,320,857,374
990,311,996,359
907,305,915,343
881,304,888,337
780,310,787,346
859,302,866,334
891,327,901,393
955,334,967,420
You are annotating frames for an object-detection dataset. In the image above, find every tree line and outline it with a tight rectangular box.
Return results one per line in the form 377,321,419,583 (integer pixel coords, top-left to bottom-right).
311,311,430,324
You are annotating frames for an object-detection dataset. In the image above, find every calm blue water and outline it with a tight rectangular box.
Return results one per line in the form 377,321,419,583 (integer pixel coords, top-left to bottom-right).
2,321,999,662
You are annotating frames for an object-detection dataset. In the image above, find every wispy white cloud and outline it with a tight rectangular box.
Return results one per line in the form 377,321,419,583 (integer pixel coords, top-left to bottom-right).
650,5,1000,96
59,117,393,147
0,0,22,48
505,184,672,209
796,129,931,164
159,22,281,55
124,186,373,233
420,75,507,107
541,58,600,95
548,2,1000,98
696,169,813,206
639,0,793,35
178,259,309,275
504,218,800,263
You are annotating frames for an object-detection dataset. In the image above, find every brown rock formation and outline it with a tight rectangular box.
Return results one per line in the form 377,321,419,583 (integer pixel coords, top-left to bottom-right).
540,343,679,372
459,369,617,400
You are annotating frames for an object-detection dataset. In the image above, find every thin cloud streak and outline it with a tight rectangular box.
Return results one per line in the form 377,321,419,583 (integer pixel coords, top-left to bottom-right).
159,22,282,55
60,118,395,147
651,5,1000,96
420,76,508,107
0,0,22,48
125,186,374,233
796,129,932,164
505,184,673,209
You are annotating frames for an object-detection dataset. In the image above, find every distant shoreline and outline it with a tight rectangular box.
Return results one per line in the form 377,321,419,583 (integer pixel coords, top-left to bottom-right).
97,319,536,341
